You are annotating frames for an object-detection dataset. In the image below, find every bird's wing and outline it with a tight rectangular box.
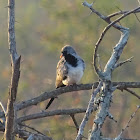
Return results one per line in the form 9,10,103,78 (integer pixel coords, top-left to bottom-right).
55,58,68,88
76,55,86,71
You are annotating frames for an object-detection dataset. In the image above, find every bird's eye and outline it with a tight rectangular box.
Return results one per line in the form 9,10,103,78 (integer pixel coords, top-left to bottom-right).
63,51,67,55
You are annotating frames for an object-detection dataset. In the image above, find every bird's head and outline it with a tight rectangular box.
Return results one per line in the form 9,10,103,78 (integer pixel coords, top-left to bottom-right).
60,45,77,58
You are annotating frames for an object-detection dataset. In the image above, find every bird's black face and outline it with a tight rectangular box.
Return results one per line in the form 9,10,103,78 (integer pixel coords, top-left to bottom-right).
60,51,67,58
62,50,67,56
61,46,76,57
60,47,78,67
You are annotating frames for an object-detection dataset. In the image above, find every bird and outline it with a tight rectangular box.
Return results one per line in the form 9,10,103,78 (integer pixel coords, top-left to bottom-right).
45,45,85,109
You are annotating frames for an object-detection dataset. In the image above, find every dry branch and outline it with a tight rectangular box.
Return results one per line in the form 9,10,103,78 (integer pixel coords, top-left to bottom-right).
17,108,86,123
75,1,140,140
1,1,140,140
4,0,21,139
114,57,134,69
75,81,103,140
16,82,140,111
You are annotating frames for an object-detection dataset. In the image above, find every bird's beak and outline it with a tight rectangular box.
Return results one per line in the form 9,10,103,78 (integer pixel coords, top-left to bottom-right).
60,54,63,58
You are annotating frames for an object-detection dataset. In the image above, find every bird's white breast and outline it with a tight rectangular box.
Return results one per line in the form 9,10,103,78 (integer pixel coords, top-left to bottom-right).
62,63,84,85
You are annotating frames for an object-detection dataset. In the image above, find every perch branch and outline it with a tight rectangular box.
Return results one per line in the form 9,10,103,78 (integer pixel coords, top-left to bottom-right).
16,82,140,111
17,108,86,123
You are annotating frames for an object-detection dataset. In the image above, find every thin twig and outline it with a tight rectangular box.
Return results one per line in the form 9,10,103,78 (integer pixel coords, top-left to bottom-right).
0,102,6,114
116,6,123,12
115,105,140,139
20,123,46,137
70,115,79,133
134,13,140,23
114,56,134,69
124,88,140,99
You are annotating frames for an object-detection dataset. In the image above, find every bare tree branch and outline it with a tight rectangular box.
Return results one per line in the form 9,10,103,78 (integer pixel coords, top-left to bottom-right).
17,108,86,123
4,0,21,139
89,84,116,140
83,1,140,80
76,1,140,140
75,81,103,140
115,105,140,140
1,0,139,140
16,82,140,111
108,9,140,19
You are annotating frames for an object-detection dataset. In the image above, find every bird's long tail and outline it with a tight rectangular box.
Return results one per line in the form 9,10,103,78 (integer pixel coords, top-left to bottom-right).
45,85,66,110
45,98,55,110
